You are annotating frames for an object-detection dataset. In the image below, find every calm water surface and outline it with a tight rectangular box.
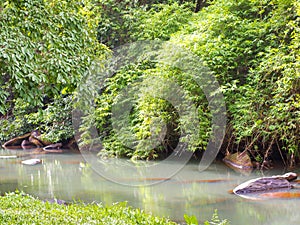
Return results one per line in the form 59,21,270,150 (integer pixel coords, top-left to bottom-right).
0,148,299,225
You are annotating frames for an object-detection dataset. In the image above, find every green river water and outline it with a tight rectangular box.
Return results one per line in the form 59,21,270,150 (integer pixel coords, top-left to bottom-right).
0,148,299,225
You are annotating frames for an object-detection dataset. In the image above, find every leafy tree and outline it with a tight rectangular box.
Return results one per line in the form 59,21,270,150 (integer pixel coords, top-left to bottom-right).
229,0,300,166
79,41,213,159
96,0,193,48
0,0,107,115
130,2,193,41
0,0,108,143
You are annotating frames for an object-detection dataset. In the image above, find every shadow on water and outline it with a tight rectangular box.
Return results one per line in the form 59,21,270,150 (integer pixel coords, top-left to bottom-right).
0,148,300,225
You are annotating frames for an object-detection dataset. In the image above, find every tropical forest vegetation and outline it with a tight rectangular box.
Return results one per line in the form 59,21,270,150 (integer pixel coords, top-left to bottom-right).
1,0,299,167
1,0,300,224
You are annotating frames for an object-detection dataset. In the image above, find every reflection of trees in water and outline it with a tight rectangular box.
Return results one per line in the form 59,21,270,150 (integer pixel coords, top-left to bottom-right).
0,151,20,194
0,180,18,194
16,155,83,200
136,185,168,217
232,200,300,225
180,181,229,222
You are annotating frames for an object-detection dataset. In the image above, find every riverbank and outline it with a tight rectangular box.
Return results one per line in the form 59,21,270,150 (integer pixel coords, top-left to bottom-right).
0,192,229,225
0,191,176,225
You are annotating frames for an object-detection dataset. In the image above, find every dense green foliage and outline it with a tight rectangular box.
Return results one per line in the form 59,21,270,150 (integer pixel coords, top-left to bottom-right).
88,0,300,164
190,0,300,166
0,0,107,114
90,61,210,159
1,0,299,165
0,0,108,143
0,96,73,143
96,0,202,48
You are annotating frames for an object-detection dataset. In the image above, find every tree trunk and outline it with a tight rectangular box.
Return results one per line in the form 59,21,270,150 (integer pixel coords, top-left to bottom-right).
194,0,207,13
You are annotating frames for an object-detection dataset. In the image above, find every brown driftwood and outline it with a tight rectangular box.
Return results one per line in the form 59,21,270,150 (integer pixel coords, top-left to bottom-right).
2,133,31,148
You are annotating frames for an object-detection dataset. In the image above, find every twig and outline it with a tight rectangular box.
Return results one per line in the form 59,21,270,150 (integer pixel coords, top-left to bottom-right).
276,140,287,167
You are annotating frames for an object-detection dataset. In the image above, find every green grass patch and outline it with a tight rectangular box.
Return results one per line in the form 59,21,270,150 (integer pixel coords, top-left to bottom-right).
0,192,176,225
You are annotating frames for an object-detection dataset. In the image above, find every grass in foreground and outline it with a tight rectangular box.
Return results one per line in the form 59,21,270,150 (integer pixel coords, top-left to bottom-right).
0,192,175,225
0,192,229,225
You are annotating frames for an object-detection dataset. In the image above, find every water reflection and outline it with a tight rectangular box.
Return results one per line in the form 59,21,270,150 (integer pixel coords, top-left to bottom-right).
0,148,300,225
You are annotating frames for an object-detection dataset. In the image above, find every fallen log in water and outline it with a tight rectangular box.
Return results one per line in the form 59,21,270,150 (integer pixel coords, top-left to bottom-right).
2,133,31,148
232,172,298,200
